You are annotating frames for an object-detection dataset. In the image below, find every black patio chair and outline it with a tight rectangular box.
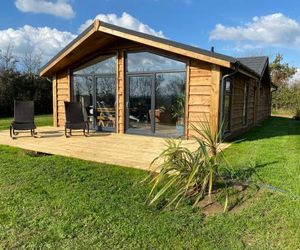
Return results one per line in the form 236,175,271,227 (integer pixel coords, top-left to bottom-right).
10,100,36,138
64,102,89,137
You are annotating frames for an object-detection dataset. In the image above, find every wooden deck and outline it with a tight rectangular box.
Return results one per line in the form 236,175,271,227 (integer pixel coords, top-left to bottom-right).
0,127,194,171
0,127,229,171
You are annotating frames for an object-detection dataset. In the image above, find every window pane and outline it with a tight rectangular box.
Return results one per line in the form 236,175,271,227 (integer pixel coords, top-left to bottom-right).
128,76,152,132
223,79,232,132
73,75,94,128
127,52,186,72
95,77,116,130
73,55,116,75
155,72,186,137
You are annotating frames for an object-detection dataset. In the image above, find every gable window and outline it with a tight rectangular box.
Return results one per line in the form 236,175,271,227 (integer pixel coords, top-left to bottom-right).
243,82,249,125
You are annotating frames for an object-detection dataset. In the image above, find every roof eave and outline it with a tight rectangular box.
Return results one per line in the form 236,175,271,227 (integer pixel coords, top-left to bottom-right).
39,20,100,77
40,19,235,77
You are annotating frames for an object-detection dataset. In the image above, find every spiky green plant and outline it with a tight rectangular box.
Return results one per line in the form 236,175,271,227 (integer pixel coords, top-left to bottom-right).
146,116,227,210
191,117,224,198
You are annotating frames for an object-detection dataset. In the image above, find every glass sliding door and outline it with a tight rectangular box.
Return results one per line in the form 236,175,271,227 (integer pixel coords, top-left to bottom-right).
73,75,94,129
155,72,186,137
125,51,186,137
95,76,116,131
126,75,154,134
72,54,116,132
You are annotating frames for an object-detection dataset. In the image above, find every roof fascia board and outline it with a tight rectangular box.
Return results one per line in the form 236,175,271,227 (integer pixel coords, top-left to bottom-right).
238,67,260,81
97,24,231,68
39,21,99,76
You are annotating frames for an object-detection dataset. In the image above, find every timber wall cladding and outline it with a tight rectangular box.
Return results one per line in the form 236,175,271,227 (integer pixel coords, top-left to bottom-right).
56,70,70,127
187,59,212,138
230,76,255,134
257,83,271,122
117,50,125,133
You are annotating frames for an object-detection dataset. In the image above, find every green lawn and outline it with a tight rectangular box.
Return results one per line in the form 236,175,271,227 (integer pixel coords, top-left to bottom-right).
0,116,300,248
0,114,53,130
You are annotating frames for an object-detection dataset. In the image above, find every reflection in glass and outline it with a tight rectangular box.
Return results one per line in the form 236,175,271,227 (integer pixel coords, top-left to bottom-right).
127,52,186,72
128,76,152,132
155,72,186,137
96,77,116,131
126,51,186,138
73,75,94,128
223,79,232,132
74,55,116,75
72,54,116,131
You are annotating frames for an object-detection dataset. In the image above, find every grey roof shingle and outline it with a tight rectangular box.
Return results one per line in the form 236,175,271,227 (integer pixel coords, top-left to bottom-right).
237,56,268,77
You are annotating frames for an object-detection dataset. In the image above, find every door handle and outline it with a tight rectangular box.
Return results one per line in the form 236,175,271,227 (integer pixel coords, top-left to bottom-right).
126,101,129,109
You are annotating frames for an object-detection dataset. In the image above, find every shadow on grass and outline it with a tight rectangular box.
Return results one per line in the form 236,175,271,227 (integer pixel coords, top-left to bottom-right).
227,116,300,143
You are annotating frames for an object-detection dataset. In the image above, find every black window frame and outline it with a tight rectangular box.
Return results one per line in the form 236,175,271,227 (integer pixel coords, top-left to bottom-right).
124,50,187,138
222,77,233,134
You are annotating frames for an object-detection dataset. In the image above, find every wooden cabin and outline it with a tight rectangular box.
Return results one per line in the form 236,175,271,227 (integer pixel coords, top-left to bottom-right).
40,19,273,139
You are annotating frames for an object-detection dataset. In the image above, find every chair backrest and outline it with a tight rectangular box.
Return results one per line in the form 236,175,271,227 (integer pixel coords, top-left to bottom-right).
65,102,85,123
14,100,34,123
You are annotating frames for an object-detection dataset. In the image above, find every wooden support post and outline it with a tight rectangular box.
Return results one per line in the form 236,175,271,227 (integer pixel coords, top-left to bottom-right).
210,65,221,134
185,61,190,139
117,49,125,133
52,75,57,127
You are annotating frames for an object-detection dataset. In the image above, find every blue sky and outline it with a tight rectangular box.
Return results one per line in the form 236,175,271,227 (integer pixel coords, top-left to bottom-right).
1,0,300,71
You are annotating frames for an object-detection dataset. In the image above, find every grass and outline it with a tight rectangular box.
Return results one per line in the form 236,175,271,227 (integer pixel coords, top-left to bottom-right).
0,114,53,130
271,108,294,117
0,116,300,248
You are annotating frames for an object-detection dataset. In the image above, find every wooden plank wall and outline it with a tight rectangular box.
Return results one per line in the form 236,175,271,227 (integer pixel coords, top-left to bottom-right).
230,75,256,135
117,50,125,133
257,83,271,122
186,59,214,138
52,76,57,127
56,70,71,127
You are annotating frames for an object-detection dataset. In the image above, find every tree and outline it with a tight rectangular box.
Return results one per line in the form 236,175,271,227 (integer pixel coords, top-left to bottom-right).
21,51,42,75
0,44,17,72
270,54,297,87
0,46,52,117
270,54,300,113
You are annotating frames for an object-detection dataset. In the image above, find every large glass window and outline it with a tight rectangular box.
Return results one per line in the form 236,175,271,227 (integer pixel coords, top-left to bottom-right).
127,51,186,73
126,51,186,138
72,54,116,131
74,55,116,75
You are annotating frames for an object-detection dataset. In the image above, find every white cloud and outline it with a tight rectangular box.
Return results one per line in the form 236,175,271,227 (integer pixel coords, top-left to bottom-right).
78,12,164,37
290,68,300,83
210,13,300,49
0,25,76,64
15,0,75,19
0,12,165,68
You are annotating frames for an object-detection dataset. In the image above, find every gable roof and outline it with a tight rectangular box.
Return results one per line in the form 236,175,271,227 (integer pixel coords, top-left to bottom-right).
39,19,267,79
238,56,269,77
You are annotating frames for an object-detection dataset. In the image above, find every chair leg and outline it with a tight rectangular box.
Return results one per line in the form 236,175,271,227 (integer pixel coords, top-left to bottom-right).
10,126,13,139
65,127,68,138
31,129,37,138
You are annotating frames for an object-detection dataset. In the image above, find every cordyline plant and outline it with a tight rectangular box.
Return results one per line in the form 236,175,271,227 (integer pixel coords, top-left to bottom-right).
145,117,230,211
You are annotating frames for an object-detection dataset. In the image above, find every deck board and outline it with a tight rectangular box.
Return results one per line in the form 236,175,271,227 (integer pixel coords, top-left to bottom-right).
0,127,229,171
